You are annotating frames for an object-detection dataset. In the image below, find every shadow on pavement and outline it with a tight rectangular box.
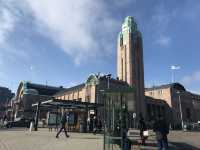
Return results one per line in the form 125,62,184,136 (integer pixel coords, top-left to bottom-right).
0,127,28,131
70,137,102,140
169,142,200,150
131,140,200,150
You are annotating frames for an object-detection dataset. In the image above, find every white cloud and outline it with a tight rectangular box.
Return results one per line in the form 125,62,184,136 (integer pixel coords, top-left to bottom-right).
0,0,30,64
0,55,6,80
0,5,15,45
0,0,121,65
155,36,171,46
20,0,119,65
152,3,177,30
152,4,176,47
30,65,34,71
181,71,200,85
112,0,136,7
0,0,18,81
182,1,200,22
0,55,3,66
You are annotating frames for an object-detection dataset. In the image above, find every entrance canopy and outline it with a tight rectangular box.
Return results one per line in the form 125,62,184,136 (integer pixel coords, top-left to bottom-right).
32,98,103,109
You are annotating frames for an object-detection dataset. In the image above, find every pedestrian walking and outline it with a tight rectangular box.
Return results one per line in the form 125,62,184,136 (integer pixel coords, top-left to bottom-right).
153,115,169,150
89,117,93,132
48,125,53,132
3,114,7,125
97,118,102,133
139,115,148,145
56,112,69,138
93,116,98,134
87,118,91,132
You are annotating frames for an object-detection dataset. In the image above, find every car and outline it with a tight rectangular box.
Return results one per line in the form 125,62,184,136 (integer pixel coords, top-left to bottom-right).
6,118,31,128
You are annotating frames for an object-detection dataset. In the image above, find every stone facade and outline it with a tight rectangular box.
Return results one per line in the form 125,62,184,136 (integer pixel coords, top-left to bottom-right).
145,83,200,128
53,74,171,129
54,74,131,113
117,16,146,118
12,82,64,120
146,96,171,124
0,86,14,119
53,74,133,130
55,84,86,102
145,86,172,107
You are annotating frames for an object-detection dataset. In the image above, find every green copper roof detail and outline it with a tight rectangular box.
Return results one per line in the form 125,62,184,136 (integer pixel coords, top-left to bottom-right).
121,16,137,34
86,74,99,86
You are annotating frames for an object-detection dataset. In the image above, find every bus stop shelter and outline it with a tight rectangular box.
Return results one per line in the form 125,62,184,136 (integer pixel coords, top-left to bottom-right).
32,98,103,131
103,87,134,150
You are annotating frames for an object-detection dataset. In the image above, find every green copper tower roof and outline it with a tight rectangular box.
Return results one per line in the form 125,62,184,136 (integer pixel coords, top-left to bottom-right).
118,16,139,44
118,16,139,42
122,16,137,33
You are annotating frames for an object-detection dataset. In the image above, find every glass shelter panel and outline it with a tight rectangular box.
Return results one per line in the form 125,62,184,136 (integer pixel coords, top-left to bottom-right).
104,93,129,150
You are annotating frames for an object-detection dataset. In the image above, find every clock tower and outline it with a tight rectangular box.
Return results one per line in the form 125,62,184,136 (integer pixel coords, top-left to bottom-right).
117,16,146,118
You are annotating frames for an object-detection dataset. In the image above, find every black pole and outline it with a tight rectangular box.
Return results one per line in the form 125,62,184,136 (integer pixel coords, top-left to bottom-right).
86,104,88,133
120,93,124,150
103,93,106,150
34,101,41,131
56,106,58,131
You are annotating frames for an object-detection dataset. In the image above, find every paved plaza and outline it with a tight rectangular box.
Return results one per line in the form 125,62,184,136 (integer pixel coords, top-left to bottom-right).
0,128,200,150
0,128,102,150
131,130,200,150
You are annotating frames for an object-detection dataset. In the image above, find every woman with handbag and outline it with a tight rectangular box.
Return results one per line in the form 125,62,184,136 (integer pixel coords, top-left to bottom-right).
139,115,147,145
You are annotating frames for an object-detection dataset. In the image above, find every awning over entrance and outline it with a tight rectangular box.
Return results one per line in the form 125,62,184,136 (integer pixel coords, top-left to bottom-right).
32,98,103,109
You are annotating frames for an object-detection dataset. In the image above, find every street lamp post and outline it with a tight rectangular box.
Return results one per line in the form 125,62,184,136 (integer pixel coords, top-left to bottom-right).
100,89,106,150
105,74,111,89
177,91,184,130
103,74,111,150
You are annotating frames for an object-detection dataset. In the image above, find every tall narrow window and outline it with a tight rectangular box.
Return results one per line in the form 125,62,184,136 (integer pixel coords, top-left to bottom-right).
121,58,124,80
120,36,123,46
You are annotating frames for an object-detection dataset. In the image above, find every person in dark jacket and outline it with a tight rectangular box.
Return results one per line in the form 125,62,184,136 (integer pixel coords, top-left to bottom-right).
56,112,69,138
153,115,169,150
93,116,98,134
97,118,102,132
3,115,7,124
139,115,147,145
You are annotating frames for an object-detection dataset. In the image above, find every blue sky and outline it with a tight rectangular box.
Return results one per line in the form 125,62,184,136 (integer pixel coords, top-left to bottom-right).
0,0,200,94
